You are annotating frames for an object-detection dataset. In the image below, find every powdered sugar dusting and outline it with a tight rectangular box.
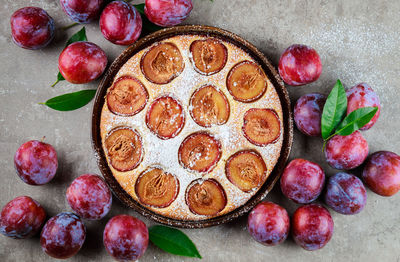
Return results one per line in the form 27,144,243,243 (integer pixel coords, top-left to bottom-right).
99,34,284,220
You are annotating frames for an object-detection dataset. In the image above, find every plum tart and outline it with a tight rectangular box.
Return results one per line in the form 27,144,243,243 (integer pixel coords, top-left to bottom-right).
100,34,284,221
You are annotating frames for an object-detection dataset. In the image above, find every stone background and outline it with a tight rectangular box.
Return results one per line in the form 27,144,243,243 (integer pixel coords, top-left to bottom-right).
1,0,399,261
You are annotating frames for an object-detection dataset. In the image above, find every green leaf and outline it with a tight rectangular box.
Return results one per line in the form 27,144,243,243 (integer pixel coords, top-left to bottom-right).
334,107,378,136
134,3,145,14
39,89,96,111
52,27,87,87
321,79,348,139
149,225,202,259
134,4,164,33
51,72,65,87
65,27,87,47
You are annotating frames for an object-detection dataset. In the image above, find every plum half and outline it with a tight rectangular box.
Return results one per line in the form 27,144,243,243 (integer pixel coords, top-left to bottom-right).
225,150,267,192
178,132,221,174
146,96,185,139
141,42,184,84
243,108,281,146
135,167,179,208
190,39,227,75
227,61,268,102
105,127,143,172
189,85,230,127
107,76,148,116
186,179,227,216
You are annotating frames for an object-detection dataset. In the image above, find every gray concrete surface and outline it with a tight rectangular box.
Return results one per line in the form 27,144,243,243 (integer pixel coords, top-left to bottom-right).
1,0,400,261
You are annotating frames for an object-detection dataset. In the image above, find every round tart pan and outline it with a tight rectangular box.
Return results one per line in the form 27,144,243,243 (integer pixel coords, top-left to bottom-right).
92,25,293,228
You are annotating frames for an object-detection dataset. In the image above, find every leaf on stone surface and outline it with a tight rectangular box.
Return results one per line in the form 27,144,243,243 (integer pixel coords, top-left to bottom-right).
149,225,202,258
334,107,378,136
65,27,87,47
39,89,96,111
321,79,348,140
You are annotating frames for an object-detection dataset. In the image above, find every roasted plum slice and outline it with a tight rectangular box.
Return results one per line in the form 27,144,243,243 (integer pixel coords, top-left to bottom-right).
186,179,227,216
226,61,268,102
135,167,179,208
226,150,267,192
107,76,148,116
178,132,221,174
146,96,185,139
141,42,184,84
189,85,230,127
243,108,281,146
105,127,143,172
190,39,228,75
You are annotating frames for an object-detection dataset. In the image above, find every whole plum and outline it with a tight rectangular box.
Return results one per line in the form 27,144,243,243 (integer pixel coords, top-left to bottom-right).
66,174,112,220
280,159,325,204
10,7,55,50
0,196,46,239
292,204,334,251
14,140,58,185
58,41,107,84
40,212,86,259
103,215,148,261
362,151,400,196
294,93,326,136
325,131,369,170
60,0,104,23
324,172,367,215
145,0,193,27
278,44,322,86
247,202,290,246
346,83,381,130
100,1,142,45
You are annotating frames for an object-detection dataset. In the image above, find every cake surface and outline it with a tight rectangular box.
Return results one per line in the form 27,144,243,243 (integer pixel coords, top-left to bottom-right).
100,34,284,221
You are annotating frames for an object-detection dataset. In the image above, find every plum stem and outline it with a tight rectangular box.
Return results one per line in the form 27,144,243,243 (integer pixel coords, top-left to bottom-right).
41,136,46,143
51,79,60,87
62,22,79,31
322,132,336,152
322,140,327,152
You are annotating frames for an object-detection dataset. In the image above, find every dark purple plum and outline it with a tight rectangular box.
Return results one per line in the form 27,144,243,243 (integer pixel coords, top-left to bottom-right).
100,1,142,45
10,7,55,50
40,212,86,259
280,159,325,204
60,0,104,23
103,215,148,261
325,131,369,170
278,44,322,86
247,202,290,246
294,93,326,136
14,140,58,185
66,174,112,220
0,196,46,239
59,41,107,84
346,83,381,130
362,151,400,197
292,204,334,251
325,172,367,215
145,0,193,27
